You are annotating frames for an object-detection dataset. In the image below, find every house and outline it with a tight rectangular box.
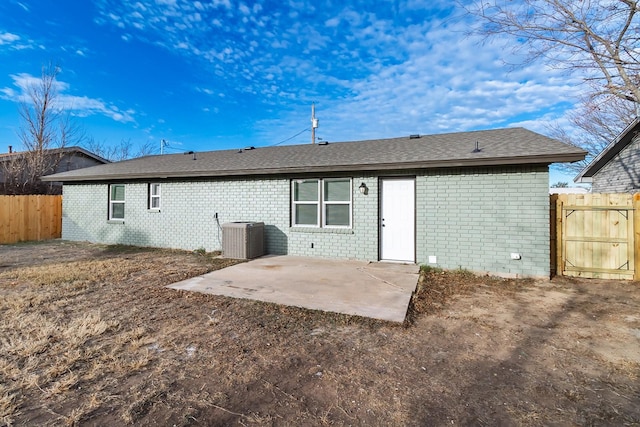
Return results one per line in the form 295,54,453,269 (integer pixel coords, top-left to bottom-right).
574,118,640,192
0,145,109,194
42,127,585,278
549,187,589,194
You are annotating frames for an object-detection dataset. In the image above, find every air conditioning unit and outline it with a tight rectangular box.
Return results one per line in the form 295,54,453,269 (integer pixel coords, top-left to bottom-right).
222,222,265,259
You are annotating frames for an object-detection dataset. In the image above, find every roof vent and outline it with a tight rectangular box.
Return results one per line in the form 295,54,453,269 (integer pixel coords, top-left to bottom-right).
244,146,255,150
409,134,421,139
472,141,482,153
318,140,329,145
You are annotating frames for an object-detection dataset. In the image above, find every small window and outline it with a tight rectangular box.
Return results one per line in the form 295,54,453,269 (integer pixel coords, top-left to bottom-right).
149,183,161,210
292,178,352,228
109,184,125,220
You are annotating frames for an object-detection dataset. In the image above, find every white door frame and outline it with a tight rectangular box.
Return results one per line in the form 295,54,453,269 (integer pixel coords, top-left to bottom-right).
379,177,416,262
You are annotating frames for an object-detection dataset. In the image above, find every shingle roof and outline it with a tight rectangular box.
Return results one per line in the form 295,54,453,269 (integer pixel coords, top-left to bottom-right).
1,146,110,164
574,117,640,183
41,127,586,182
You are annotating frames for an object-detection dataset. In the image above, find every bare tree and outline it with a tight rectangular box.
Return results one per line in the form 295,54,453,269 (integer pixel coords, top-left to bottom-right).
1,63,84,194
550,94,637,173
464,0,640,173
465,0,640,103
83,137,157,162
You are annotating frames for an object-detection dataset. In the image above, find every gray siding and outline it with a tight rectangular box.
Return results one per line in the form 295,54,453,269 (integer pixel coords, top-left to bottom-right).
62,165,550,277
56,153,105,173
592,134,640,193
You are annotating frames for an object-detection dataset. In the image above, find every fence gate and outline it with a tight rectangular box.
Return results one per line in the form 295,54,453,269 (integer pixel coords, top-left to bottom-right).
553,193,639,280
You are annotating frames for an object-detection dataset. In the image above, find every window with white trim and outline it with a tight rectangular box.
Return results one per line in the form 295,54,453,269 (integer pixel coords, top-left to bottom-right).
109,184,125,220
323,178,351,227
149,183,161,209
292,178,352,228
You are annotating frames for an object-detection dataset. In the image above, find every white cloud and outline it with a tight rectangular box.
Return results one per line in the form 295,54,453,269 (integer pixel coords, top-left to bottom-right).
0,87,17,98
0,32,20,44
197,87,214,95
92,0,587,144
212,0,231,9
0,31,39,50
238,3,250,15
249,10,584,143
0,73,135,123
324,17,340,28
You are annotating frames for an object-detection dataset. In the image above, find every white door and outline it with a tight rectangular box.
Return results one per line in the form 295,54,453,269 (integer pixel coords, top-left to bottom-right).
380,178,415,262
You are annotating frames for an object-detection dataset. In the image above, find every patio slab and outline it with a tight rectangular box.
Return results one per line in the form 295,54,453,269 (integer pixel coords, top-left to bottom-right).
168,255,419,323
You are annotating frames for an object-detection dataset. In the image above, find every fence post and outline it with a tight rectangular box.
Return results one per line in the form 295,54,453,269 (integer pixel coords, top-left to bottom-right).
555,194,564,277
634,193,640,281
550,194,557,276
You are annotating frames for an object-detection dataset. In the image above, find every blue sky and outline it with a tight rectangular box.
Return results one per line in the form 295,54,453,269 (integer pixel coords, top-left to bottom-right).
0,0,585,184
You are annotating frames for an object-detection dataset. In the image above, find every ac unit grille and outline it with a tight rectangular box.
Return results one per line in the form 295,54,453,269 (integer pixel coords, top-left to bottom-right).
222,222,265,259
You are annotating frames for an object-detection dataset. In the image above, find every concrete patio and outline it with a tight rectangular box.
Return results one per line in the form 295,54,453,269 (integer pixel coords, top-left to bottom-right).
168,255,419,323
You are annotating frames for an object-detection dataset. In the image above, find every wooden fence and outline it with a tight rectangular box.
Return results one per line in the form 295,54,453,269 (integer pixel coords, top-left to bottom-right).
551,193,640,280
0,195,62,244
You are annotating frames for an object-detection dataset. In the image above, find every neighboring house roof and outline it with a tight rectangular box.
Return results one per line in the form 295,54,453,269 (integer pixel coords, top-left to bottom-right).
42,127,586,182
574,117,640,183
0,146,110,165
549,187,589,194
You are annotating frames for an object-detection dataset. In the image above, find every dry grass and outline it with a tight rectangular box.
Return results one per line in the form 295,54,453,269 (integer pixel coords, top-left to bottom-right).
405,267,535,325
1,241,639,426
0,244,236,425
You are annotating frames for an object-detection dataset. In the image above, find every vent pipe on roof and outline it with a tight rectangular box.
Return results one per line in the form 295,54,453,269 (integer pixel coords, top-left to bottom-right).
472,141,482,153
8,145,12,153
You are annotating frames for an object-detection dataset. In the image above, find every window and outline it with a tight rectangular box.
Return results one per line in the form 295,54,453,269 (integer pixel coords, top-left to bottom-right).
292,178,351,228
323,179,351,227
293,179,320,226
149,183,161,209
109,184,125,220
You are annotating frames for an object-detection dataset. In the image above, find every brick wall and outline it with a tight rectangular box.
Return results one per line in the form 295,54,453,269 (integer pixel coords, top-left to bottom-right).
288,174,378,260
62,176,378,259
416,165,550,277
63,178,290,253
592,134,640,193
62,165,550,277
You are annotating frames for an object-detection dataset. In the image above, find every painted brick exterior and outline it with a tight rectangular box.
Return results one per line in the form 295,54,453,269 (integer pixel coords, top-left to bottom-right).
592,134,640,193
416,165,550,277
62,165,550,277
63,178,291,253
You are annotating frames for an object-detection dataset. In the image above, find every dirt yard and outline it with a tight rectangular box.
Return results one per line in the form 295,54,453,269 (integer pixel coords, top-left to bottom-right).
0,241,639,426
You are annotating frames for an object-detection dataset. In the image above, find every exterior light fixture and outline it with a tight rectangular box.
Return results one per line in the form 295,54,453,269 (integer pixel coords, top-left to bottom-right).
359,182,368,195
